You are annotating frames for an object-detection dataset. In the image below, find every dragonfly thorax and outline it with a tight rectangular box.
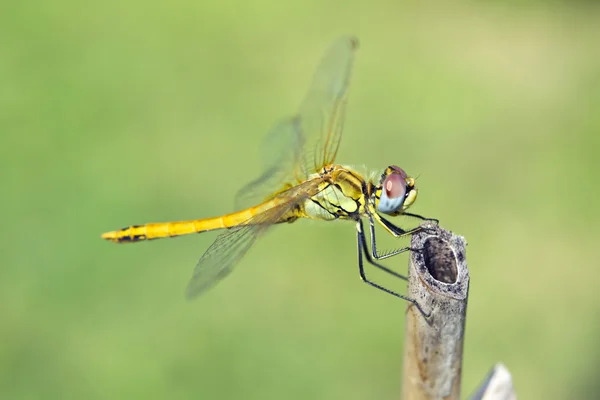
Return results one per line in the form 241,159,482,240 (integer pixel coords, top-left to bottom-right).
301,165,367,221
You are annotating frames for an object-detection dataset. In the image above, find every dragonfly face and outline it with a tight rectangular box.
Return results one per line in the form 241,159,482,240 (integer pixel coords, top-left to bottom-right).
373,165,418,217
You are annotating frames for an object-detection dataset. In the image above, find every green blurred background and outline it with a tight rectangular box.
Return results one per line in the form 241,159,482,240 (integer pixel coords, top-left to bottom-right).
2,1,599,398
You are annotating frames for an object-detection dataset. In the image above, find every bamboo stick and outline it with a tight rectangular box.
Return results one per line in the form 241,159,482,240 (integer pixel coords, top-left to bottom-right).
401,223,469,400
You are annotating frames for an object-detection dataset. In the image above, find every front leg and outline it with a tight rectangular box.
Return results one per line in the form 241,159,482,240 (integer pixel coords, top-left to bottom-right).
403,212,439,225
375,213,424,238
368,215,415,261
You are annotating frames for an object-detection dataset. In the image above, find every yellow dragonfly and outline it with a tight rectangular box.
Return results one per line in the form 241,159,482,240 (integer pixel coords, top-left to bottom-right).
102,36,436,315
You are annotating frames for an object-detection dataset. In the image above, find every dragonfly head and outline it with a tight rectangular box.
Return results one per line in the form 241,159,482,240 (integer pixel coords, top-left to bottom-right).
374,166,417,216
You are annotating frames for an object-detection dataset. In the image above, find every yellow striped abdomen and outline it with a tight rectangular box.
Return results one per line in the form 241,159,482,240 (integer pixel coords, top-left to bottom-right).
101,201,277,243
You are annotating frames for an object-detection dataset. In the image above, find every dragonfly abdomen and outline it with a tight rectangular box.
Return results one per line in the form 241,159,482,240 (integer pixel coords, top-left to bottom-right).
101,220,219,243
101,203,279,243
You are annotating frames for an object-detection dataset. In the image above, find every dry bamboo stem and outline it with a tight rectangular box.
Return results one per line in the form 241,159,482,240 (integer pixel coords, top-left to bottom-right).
401,223,469,400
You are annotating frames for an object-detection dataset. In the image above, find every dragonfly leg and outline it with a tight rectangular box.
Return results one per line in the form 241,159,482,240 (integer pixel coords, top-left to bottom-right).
368,216,413,261
356,221,431,318
403,212,439,225
359,219,408,280
377,214,426,238
371,215,427,255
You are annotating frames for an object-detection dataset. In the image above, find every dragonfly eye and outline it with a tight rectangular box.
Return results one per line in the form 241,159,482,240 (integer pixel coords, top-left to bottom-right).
377,173,407,214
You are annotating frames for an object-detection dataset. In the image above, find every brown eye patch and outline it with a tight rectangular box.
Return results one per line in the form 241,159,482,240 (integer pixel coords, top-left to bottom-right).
384,174,406,199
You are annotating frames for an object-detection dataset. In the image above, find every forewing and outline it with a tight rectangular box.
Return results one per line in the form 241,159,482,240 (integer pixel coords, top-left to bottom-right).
234,37,358,210
297,36,357,177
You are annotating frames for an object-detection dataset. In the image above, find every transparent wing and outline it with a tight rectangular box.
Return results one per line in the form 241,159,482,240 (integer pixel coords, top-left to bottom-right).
187,180,322,299
234,36,358,210
297,35,357,177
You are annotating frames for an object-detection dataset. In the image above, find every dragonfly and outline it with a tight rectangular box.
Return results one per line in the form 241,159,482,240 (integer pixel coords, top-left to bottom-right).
101,36,436,316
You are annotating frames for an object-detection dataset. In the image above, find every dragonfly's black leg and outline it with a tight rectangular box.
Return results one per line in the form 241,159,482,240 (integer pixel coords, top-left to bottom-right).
403,212,439,225
358,219,408,280
372,215,428,256
356,221,430,318
378,215,426,238
368,216,413,261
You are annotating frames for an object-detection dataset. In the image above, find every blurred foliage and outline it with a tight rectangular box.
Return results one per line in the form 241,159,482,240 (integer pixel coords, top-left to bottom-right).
1,0,599,399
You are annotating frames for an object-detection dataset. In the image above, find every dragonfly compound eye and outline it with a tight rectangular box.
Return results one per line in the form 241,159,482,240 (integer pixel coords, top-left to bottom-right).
378,173,407,214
